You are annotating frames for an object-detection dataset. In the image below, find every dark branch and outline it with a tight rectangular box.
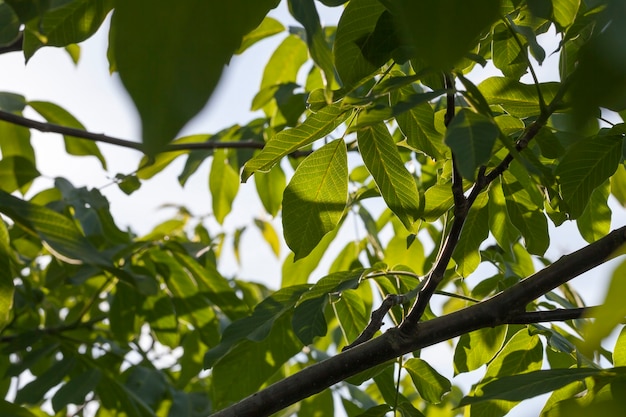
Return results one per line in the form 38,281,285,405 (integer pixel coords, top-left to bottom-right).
505,307,588,324
211,225,626,417
0,109,274,154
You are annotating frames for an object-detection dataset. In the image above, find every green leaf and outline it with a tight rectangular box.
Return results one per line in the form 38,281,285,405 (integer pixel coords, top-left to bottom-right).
389,0,500,70
51,369,102,412
22,0,113,61
333,0,389,87
112,0,278,155
502,170,549,255
404,358,451,404
0,92,26,113
335,289,369,343
0,190,111,265
396,95,446,160
553,0,580,29
204,285,309,368
260,35,308,90
15,356,76,404
243,103,349,181
460,368,605,406
299,389,334,417
556,135,622,219
582,259,626,356
357,123,420,229
492,22,528,80
0,400,38,417
468,329,543,417
614,327,626,367
0,220,15,332
576,181,611,243
0,4,20,46
423,183,454,221
283,139,348,259
452,191,489,277
254,219,281,257
211,313,302,409
281,227,339,287
236,16,284,54
610,164,626,206
478,77,560,117
292,269,364,344
210,150,240,224
454,326,507,374
488,179,519,250
445,109,499,180
28,100,106,168
0,156,40,193
255,164,286,217
288,0,336,89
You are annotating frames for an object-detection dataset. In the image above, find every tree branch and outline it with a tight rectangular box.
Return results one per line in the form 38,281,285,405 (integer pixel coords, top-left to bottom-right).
0,109,269,154
210,225,626,417
505,307,588,324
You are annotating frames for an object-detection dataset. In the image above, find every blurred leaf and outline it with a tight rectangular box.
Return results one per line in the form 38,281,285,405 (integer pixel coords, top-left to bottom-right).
283,139,348,259
242,103,349,181
0,400,39,417
254,219,281,257
15,356,76,404
0,220,14,332
492,22,527,80
0,4,20,45
28,100,106,168
405,358,451,404
260,35,308,90
553,0,580,30
236,16,284,54
614,326,626,367
51,369,101,413
255,164,286,216
281,227,339,287
0,156,40,193
389,0,500,70
112,0,279,154
333,0,390,87
582,259,626,355
358,123,420,229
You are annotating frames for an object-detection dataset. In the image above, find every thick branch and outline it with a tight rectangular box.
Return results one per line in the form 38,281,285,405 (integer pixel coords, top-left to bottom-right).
211,225,626,417
505,307,588,324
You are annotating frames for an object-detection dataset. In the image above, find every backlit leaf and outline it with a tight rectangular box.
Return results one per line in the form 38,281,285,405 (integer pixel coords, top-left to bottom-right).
210,150,240,224
0,220,14,332
236,16,284,54
242,103,349,181
255,164,286,216
454,326,507,374
405,358,451,404
283,139,348,259
577,182,611,243
556,135,622,219
452,191,489,277
478,77,560,117
358,123,420,229
444,109,499,180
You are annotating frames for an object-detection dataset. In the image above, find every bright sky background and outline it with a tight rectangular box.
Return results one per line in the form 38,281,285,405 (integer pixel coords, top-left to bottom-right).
1,3,625,416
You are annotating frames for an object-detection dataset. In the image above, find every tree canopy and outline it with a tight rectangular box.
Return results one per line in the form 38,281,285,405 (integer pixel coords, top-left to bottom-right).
1,0,626,416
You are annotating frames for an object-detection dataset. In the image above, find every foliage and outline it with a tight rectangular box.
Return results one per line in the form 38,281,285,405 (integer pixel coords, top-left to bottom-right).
1,0,626,416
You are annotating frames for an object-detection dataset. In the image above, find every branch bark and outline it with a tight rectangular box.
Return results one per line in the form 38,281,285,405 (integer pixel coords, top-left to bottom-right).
210,225,626,417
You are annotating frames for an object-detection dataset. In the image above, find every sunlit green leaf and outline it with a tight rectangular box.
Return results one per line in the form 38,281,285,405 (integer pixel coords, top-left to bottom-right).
242,103,349,181
255,164,286,216
452,191,489,277
358,123,420,229
254,219,281,257
283,139,348,259
614,326,626,367
22,0,113,61
0,220,14,332
478,77,559,117
405,358,451,404
0,156,40,194
236,16,284,54
210,149,240,224
492,22,528,80
454,326,507,374
553,0,580,30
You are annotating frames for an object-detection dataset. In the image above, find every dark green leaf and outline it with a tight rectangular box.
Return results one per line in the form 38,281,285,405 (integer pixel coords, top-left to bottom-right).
51,369,101,412
460,368,606,406
0,4,20,45
0,156,40,193
0,220,14,332
444,109,499,180
15,356,76,404
112,0,278,154
283,139,348,259
577,181,611,243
